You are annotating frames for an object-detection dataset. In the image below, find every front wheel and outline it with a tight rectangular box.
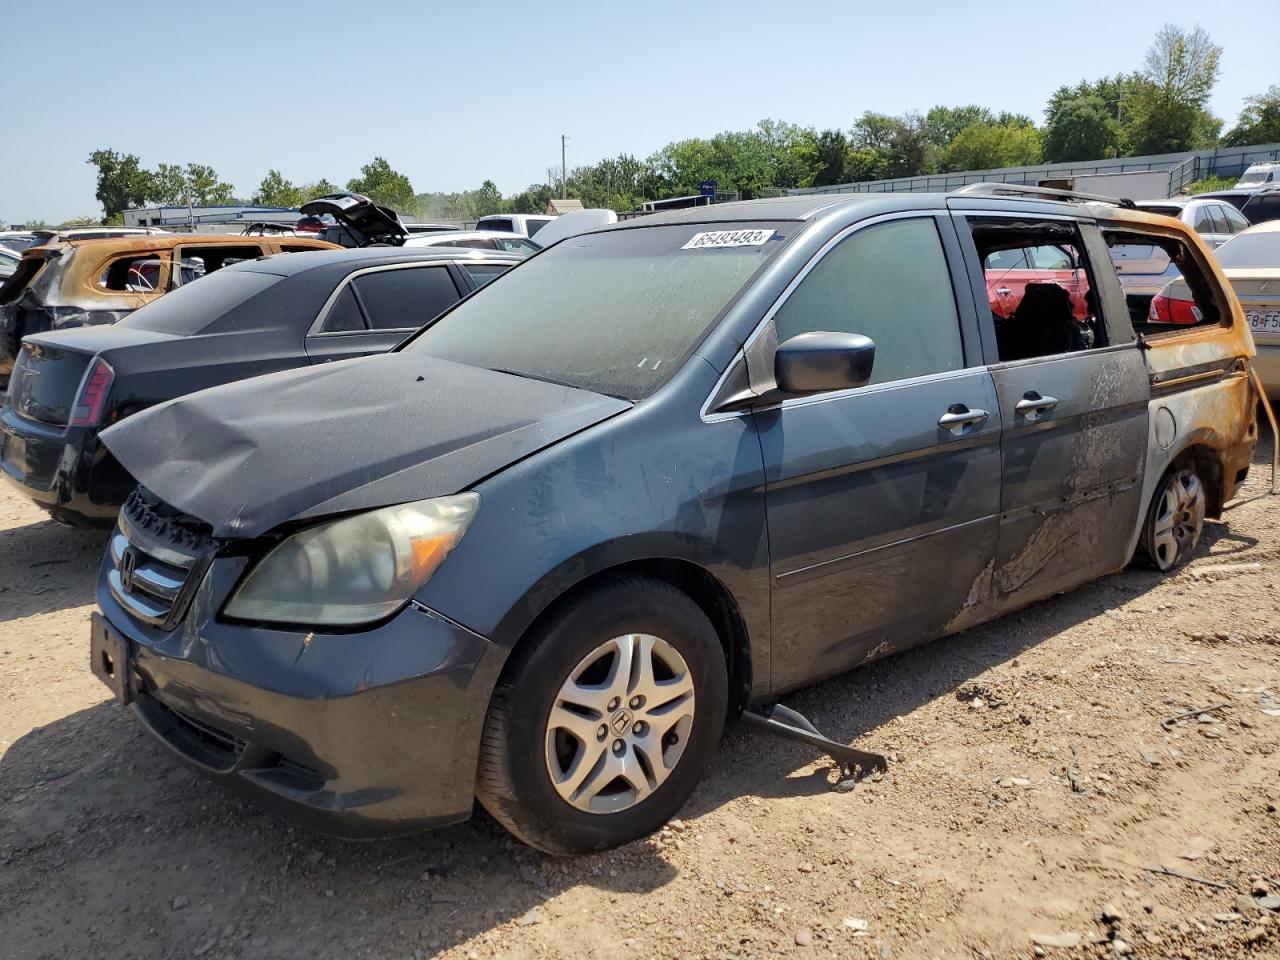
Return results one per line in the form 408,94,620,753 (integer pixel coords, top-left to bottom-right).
476,576,728,855
1139,461,1206,571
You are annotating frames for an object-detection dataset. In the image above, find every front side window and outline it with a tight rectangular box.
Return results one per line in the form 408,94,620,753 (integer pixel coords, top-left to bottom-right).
772,218,963,385
352,267,461,330
408,221,799,401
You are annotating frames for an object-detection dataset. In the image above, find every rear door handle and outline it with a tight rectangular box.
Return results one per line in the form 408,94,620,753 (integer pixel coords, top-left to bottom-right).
995,287,1012,296
1014,391,1059,419
937,404,990,434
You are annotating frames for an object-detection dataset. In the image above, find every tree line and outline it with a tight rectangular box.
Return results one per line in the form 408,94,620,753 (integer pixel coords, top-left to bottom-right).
78,24,1279,227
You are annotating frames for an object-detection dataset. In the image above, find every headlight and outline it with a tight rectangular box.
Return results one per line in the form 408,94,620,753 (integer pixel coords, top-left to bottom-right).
223,493,479,627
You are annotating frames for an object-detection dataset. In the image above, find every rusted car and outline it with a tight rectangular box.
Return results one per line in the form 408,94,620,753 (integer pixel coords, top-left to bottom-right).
0,233,337,387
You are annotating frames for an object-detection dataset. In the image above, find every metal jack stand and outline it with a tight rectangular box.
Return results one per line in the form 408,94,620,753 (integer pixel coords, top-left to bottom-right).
742,703,887,780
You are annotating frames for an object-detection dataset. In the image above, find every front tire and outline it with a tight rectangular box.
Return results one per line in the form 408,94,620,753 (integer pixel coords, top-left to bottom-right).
1138,460,1206,571
476,576,728,855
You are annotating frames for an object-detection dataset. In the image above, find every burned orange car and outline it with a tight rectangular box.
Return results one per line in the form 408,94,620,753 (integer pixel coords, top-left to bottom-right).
0,233,337,386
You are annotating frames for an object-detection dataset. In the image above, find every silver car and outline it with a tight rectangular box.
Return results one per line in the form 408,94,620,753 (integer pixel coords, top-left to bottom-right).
1111,197,1253,298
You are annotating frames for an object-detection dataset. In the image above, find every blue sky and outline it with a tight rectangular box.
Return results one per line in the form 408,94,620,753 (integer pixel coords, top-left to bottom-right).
2,0,1273,223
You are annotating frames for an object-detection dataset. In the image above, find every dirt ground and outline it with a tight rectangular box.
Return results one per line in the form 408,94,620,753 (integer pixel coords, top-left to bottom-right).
1,447,1278,960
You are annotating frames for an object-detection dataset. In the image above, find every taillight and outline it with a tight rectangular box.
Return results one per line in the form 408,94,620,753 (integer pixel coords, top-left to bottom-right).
1149,294,1201,325
70,357,113,426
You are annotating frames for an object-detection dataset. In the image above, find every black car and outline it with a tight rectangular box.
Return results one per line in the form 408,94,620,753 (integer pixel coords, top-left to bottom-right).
1192,186,1280,226
90,191,1256,854
0,247,517,525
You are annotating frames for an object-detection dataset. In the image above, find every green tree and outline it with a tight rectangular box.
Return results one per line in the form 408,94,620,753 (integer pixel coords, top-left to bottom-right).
942,123,1042,172
465,180,507,219
510,183,552,215
184,163,235,205
1222,85,1280,147
1123,24,1222,154
811,129,852,186
252,169,306,207
922,105,993,148
58,216,103,228
299,179,340,202
347,157,417,215
148,163,189,205
86,149,152,219
851,112,932,178
1043,95,1121,161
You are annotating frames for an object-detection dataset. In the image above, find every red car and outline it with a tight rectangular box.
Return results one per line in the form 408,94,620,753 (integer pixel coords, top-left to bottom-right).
984,243,1091,320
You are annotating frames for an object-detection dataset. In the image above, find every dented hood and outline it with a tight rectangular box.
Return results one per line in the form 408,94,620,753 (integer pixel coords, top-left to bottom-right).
100,353,631,538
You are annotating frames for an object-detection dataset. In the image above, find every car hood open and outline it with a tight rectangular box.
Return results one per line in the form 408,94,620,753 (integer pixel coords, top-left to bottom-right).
100,353,631,538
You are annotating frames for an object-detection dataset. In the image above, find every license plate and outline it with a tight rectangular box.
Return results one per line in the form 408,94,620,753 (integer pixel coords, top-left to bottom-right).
1247,309,1280,334
90,612,134,706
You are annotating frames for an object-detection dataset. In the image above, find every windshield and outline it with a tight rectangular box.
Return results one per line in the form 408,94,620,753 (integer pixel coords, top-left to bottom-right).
1237,170,1272,186
406,221,797,400
118,269,281,335
1215,231,1280,269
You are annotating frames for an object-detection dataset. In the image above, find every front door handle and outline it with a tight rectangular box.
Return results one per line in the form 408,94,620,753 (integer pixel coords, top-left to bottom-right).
937,404,990,434
995,286,1012,297
1014,391,1059,420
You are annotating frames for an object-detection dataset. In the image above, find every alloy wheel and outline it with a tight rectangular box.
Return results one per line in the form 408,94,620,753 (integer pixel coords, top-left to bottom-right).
545,633,696,814
1150,468,1205,570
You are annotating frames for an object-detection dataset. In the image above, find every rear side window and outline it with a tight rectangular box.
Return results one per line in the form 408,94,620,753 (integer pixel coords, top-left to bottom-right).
99,255,165,292
460,262,511,287
351,267,460,330
1221,205,1251,234
1192,206,1216,233
1104,228,1224,336
320,286,365,332
1207,206,1230,235
772,218,963,385
526,219,551,237
174,245,265,285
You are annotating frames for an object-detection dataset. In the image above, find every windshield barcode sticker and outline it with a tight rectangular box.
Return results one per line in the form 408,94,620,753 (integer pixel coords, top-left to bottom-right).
682,229,776,250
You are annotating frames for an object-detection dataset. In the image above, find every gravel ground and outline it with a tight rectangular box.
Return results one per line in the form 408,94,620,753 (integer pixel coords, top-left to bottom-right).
1,443,1278,960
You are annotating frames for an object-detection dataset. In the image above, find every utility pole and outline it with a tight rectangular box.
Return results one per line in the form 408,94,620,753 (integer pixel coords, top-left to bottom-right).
561,134,567,200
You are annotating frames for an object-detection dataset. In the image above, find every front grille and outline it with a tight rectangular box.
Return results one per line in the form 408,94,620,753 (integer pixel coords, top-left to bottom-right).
107,488,214,629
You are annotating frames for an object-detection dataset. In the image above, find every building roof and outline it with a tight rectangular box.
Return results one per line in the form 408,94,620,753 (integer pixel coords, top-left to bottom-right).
546,198,585,215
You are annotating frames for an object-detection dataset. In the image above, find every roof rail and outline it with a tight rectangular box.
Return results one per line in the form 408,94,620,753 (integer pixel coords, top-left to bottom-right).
953,182,1136,209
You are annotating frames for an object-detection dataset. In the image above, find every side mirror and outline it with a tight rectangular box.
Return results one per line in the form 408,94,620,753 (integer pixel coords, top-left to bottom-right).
774,331,875,396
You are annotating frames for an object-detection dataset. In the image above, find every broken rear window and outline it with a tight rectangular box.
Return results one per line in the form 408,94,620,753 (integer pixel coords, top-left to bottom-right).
1104,229,1224,335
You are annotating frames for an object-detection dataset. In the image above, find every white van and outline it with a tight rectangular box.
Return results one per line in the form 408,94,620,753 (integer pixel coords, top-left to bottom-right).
1235,162,1280,189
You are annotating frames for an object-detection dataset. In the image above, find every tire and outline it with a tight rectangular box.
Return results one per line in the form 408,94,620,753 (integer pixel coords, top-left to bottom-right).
476,576,728,855
1138,460,1207,571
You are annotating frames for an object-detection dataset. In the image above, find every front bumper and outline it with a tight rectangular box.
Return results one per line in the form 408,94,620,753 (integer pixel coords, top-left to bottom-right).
96,552,507,838
0,408,129,525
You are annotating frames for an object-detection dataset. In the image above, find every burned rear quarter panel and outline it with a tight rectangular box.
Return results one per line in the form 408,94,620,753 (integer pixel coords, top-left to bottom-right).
1098,211,1260,550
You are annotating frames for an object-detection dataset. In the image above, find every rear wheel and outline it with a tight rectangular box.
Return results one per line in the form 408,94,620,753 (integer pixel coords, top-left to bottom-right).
476,576,727,854
1139,461,1206,571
